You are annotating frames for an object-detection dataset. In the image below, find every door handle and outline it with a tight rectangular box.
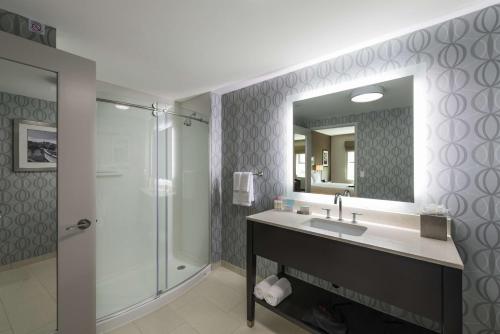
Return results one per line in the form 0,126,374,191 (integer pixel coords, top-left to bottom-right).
66,219,92,231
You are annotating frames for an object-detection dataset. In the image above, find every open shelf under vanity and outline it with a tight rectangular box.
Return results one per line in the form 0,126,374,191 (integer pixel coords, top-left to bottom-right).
255,274,435,334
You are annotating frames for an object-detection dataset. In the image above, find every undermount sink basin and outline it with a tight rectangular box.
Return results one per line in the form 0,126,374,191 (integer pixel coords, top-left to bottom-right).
302,218,367,236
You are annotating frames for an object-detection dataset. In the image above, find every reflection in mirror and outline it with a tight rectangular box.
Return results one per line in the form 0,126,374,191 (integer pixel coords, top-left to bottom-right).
293,76,414,202
0,58,57,333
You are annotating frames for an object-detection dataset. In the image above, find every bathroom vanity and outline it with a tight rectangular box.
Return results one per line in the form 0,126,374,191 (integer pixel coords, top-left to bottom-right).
246,210,463,334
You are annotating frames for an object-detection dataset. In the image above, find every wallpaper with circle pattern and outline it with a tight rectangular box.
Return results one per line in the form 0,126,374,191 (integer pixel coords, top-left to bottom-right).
0,91,57,266
213,5,500,333
0,8,56,48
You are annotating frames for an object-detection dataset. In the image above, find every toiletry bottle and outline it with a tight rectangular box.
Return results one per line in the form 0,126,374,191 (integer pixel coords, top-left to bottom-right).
276,196,283,211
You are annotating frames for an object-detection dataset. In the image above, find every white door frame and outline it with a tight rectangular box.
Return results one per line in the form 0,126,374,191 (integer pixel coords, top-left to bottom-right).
293,125,312,192
0,31,96,334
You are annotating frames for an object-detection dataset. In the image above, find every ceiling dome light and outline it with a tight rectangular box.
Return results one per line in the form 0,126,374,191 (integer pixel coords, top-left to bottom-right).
115,104,130,110
350,85,384,103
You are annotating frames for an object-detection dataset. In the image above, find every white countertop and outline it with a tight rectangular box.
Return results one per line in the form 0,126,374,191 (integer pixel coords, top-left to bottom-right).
247,210,464,270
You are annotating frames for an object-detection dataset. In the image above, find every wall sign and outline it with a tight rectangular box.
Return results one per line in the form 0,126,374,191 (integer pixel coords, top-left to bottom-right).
28,19,45,34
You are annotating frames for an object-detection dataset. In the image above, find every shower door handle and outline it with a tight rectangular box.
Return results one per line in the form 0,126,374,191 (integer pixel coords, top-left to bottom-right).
66,219,92,231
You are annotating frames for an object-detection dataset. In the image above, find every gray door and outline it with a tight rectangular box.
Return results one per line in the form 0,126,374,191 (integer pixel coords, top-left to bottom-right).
0,31,96,334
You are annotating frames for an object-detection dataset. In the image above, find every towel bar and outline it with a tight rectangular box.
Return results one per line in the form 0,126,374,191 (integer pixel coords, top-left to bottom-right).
236,171,263,176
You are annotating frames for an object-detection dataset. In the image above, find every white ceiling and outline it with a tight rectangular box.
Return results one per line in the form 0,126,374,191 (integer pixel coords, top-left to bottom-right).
0,58,57,101
315,126,356,136
294,76,413,124
0,0,494,100
96,81,161,106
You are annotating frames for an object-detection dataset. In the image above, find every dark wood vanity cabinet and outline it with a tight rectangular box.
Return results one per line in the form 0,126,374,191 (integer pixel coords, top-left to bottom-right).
246,219,462,334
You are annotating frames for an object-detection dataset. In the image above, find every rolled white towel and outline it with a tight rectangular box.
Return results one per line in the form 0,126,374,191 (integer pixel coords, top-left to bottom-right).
264,278,292,307
253,275,279,300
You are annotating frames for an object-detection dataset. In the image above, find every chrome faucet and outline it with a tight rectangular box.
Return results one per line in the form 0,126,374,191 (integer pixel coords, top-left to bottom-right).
334,193,342,221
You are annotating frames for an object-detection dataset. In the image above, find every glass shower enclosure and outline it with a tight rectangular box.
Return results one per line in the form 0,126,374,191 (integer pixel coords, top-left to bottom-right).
95,100,210,320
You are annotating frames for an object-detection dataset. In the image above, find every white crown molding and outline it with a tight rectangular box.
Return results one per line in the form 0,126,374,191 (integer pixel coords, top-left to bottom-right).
213,0,500,96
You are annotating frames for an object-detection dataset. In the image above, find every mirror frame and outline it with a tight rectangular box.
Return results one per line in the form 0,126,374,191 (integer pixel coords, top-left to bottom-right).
286,64,427,212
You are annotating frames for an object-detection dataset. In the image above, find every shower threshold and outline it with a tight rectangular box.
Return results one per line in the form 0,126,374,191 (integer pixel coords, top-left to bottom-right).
96,264,211,333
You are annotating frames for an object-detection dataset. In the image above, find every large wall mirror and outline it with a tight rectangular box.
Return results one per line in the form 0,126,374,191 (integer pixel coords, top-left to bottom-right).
0,57,58,332
292,75,415,203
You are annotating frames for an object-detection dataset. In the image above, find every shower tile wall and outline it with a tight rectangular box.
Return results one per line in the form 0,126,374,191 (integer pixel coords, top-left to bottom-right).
0,8,56,47
0,91,57,265
212,4,500,333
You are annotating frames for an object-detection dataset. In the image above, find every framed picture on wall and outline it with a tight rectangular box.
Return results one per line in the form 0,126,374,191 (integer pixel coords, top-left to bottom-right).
13,119,57,172
322,149,329,167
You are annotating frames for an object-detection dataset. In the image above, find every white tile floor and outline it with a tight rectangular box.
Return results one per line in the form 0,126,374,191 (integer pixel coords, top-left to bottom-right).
0,260,305,334
107,267,308,334
0,257,57,334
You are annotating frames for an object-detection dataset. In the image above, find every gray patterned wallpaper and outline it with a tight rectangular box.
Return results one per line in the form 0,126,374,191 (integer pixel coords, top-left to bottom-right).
303,106,414,202
0,91,57,265
0,8,56,48
213,4,500,333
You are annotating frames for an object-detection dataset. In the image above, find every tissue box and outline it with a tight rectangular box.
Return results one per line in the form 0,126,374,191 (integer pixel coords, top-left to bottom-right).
420,214,448,241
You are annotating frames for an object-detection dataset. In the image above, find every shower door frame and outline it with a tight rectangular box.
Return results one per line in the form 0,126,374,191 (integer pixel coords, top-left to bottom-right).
0,31,97,334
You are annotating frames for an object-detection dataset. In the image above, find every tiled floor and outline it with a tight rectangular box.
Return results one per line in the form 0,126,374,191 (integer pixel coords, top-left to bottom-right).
0,260,306,334
107,267,308,334
0,257,57,334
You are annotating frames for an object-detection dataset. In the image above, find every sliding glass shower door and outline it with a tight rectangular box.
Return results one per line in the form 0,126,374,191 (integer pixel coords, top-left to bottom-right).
96,100,210,320
96,102,158,319
158,111,210,292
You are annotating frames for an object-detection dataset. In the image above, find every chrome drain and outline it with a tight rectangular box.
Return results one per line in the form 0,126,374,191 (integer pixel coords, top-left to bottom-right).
177,265,186,270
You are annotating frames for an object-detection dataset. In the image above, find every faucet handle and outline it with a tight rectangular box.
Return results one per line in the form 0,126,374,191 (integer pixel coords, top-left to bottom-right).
321,208,331,219
352,212,363,223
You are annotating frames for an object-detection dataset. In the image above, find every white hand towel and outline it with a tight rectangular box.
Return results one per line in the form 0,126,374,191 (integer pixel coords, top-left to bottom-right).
253,275,279,300
238,172,254,206
233,172,242,205
239,172,251,192
264,278,292,307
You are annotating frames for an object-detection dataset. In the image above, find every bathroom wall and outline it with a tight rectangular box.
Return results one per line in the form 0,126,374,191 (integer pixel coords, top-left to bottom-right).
215,4,500,333
0,91,57,265
0,8,56,47
311,131,330,180
306,106,413,202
